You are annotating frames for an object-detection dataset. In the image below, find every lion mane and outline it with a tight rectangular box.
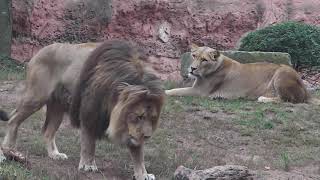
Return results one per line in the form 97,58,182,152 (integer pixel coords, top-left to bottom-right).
69,40,165,139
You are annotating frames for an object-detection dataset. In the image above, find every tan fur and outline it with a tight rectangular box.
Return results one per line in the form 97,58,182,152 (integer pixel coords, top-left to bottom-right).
2,42,97,155
166,44,317,104
1,41,164,180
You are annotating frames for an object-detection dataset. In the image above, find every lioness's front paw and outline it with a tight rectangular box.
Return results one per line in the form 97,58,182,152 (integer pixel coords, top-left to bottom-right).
165,90,171,95
258,96,271,103
133,173,155,180
78,164,98,172
49,152,68,160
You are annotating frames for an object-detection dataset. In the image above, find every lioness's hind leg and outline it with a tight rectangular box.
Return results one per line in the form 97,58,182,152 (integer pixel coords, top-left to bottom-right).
42,101,67,160
276,79,308,103
273,68,308,103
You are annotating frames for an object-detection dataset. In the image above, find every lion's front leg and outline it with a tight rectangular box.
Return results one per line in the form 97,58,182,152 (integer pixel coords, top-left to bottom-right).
128,145,155,180
78,127,98,172
165,87,200,97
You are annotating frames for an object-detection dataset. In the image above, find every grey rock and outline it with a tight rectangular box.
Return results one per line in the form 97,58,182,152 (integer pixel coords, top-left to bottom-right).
174,165,254,180
222,51,292,65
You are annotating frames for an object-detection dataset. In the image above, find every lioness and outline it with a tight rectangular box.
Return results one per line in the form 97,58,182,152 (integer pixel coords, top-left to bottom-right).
2,40,165,180
166,44,318,104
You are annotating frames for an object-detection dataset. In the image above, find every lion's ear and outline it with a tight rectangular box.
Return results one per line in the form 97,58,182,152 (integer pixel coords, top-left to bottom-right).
190,43,199,51
209,50,220,60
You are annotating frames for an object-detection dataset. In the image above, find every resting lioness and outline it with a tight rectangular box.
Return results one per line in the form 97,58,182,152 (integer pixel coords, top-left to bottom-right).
166,44,319,104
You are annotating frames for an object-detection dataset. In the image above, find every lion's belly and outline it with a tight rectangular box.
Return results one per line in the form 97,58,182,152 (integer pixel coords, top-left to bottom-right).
209,81,271,99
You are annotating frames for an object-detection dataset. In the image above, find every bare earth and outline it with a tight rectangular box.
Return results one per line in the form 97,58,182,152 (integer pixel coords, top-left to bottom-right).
0,80,320,180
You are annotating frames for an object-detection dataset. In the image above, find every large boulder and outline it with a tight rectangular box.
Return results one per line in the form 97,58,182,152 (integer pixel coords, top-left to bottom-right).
223,51,291,65
180,51,292,78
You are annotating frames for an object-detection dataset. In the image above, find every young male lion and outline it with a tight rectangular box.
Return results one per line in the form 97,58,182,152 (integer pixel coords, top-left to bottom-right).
166,44,319,104
2,40,165,180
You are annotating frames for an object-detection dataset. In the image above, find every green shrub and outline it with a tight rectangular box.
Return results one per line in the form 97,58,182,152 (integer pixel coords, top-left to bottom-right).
239,21,320,69
0,55,25,80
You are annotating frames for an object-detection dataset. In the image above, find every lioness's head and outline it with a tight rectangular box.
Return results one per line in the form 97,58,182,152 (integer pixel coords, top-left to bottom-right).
189,44,224,78
107,83,164,147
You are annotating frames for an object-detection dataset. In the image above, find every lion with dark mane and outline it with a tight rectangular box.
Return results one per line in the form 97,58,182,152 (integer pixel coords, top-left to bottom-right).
1,40,165,180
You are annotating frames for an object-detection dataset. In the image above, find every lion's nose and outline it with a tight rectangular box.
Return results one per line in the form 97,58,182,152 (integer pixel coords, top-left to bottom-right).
190,67,197,72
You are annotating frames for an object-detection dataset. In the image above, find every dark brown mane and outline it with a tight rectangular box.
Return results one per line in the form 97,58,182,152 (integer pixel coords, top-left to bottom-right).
69,40,164,139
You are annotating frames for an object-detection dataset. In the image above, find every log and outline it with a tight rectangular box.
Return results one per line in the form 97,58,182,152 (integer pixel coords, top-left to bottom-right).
174,165,254,180
1,148,31,169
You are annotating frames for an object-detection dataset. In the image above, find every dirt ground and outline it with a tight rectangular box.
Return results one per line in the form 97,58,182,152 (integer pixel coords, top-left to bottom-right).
0,80,320,180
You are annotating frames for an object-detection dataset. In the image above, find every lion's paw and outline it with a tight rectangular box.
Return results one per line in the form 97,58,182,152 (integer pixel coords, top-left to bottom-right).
145,174,155,180
133,173,155,180
49,152,68,160
78,164,98,172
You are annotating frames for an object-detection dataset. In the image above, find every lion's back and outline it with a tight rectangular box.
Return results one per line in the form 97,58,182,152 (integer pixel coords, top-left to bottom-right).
203,60,303,99
27,43,98,92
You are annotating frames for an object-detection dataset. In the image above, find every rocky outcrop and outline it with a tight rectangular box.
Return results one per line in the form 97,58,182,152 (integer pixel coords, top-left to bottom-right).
10,0,320,81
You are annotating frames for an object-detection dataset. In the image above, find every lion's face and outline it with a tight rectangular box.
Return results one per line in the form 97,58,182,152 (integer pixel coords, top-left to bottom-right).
107,85,164,147
189,44,223,78
125,100,160,146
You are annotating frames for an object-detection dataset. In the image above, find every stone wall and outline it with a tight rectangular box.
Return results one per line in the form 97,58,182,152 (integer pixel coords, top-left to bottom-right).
10,0,320,81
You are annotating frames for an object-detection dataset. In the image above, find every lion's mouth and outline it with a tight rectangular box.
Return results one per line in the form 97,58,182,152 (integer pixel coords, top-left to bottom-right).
188,72,198,78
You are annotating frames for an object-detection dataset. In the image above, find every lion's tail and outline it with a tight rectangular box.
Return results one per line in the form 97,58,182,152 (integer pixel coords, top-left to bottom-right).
0,109,9,121
308,97,320,105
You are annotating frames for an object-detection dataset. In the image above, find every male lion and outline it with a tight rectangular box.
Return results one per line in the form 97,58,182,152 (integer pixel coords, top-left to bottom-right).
166,44,319,104
2,40,165,180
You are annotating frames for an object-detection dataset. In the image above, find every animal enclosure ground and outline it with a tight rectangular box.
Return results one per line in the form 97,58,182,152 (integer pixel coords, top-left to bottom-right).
0,80,320,180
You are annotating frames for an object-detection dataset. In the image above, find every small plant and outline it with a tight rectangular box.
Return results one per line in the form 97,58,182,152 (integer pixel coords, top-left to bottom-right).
239,21,320,69
280,151,290,171
0,55,26,80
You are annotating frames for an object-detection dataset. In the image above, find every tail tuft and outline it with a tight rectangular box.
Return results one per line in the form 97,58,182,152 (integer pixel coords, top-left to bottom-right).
0,109,9,121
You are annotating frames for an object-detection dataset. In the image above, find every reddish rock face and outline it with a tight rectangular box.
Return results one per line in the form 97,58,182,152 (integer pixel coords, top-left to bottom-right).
11,0,320,81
